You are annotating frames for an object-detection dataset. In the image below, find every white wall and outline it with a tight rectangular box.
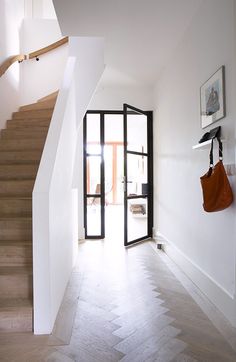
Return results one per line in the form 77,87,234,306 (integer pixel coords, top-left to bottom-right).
0,0,24,128
33,37,105,334
72,120,84,240
25,0,57,19
20,19,67,105
154,0,236,325
90,85,154,110
33,57,78,334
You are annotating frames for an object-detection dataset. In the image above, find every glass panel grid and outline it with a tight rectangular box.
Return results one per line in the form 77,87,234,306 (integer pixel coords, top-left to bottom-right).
127,113,147,153
127,197,148,242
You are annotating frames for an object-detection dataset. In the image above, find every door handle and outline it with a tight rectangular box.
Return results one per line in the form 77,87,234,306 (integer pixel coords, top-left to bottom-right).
122,177,133,193
121,177,132,183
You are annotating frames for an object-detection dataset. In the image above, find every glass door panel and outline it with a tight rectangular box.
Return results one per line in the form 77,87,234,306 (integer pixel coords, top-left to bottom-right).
86,156,101,195
86,197,102,236
127,113,147,153
84,113,104,239
124,104,153,246
86,113,101,154
116,146,125,204
127,153,148,196
104,145,113,205
128,198,148,241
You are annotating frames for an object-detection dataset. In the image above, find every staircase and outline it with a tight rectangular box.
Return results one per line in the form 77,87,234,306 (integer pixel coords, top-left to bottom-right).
0,93,57,333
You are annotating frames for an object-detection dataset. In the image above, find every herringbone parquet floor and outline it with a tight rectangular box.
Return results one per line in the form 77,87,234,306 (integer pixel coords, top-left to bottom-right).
1,239,236,361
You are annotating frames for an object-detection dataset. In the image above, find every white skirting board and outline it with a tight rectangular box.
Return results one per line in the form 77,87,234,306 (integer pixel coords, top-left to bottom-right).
155,232,236,328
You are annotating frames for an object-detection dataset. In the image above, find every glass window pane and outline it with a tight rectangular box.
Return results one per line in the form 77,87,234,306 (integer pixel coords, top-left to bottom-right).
87,156,101,195
127,154,148,196
127,111,147,153
116,146,124,204
105,114,123,142
128,198,148,241
86,197,101,236
104,114,124,205
86,113,101,154
104,145,113,204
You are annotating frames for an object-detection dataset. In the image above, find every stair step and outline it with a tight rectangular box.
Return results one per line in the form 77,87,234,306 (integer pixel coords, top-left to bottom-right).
19,100,55,111
0,198,31,217
7,118,51,129
0,138,45,151
0,241,32,266
12,109,53,119
0,218,32,241
0,266,32,299
0,298,32,333
0,150,42,164
38,90,58,102
0,179,34,197
0,164,38,180
1,128,48,139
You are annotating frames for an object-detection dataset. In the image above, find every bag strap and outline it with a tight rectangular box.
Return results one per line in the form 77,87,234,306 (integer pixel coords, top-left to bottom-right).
209,137,223,168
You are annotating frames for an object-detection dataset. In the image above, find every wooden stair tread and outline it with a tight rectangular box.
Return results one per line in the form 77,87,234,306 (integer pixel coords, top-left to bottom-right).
0,178,35,181
0,216,32,220
8,117,51,121
19,105,54,112
0,139,45,148
0,196,31,200
0,178,35,182
0,298,32,309
0,163,38,168
1,128,48,138
0,179,35,197
0,240,31,246
13,108,53,116
0,239,32,244
20,101,55,112
0,266,32,275
0,164,39,180
0,299,32,333
7,120,51,130
0,151,42,164
38,90,58,102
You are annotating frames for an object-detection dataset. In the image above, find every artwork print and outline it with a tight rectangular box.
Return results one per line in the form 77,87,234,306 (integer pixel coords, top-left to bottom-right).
200,66,225,128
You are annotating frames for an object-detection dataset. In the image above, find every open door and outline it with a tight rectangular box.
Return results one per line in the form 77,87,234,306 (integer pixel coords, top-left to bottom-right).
123,104,153,246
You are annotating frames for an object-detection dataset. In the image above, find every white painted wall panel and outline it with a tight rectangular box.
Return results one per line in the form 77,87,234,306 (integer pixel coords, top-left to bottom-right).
33,37,105,334
154,0,236,324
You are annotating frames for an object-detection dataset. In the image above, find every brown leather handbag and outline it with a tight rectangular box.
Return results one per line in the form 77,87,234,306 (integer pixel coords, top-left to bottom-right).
200,137,233,212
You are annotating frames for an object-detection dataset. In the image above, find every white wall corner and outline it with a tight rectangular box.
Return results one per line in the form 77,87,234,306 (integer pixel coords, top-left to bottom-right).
158,232,236,327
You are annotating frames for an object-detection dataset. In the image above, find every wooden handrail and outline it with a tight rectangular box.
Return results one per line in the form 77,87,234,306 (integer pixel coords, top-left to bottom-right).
0,55,26,78
29,37,68,59
0,36,68,78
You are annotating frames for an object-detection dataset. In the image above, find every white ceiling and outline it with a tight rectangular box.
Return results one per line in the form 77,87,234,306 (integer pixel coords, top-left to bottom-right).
53,0,202,86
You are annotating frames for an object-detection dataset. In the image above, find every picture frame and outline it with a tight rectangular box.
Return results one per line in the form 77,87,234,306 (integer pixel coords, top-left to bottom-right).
200,66,225,129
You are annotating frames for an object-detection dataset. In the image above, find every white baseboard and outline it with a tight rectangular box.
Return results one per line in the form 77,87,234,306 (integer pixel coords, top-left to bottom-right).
157,232,236,327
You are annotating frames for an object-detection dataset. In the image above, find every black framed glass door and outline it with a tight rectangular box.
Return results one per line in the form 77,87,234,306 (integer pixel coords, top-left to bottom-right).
123,104,153,246
83,113,105,238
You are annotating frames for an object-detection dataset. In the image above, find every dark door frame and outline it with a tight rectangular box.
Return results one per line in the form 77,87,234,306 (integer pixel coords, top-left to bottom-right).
83,109,153,241
123,104,153,246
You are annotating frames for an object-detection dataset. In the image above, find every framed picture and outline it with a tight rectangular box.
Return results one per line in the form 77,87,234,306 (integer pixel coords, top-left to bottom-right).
200,66,225,128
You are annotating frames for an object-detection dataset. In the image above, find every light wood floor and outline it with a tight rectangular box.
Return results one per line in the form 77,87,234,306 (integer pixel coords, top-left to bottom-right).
1,239,236,361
